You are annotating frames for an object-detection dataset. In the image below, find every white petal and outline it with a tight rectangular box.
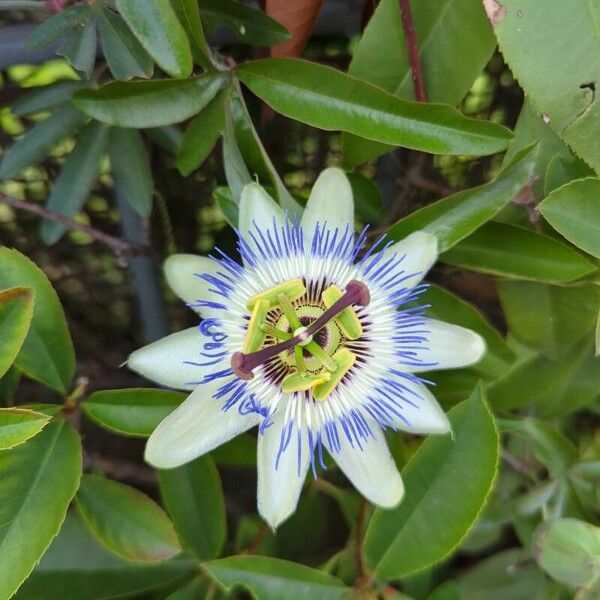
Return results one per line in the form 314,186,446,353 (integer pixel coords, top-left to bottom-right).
145,382,258,469
368,373,450,434
257,405,311,530
128,327,221,391
373,231,438,289
325,418,404,508
163,254,224,319
239,183,285,262
404,319,486,373
301,167,353,236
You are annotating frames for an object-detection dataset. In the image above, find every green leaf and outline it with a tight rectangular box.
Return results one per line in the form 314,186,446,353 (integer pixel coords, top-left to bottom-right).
211,433,256,467
596,309,600,357
441,222,597,283
73,74,225,127
223,103,252,201
487,338,600,416
539,177,600,259
0,248,75,393
491,0,600,176
236,58,512,158
82,388,185,437
534,518,600,588
0,408,50,450
343,0,495,167
544,156,593,197
41,120,110,245
347,172,385,223
201,0,290,47
460,548,546,600
230,87,301,215
159,455,226,560
58,18,98,78
498,281,600,359
12,81,88,116
115,0,192,79
97,7,154,81
387,145,538,252
14,512,195,600
109,127,153,217
202,555,350,600
177,88,227,176
0,420,82,600
146,125,183,156
0,287,34,378
76,474,181,562
421,284,514,377
171,0,214,71
0,105,87,180
364,386,499,579
213,186,239,228
166,578,205,600
27,5,92,49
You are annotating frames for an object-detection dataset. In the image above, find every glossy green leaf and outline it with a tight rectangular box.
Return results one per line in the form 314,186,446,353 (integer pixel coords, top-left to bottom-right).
491,0,600,175
441,222,597,283
544,155,593,197
0,105,87,180
73,74,225,127
172,0,214,71
347,172,385,223
426,369,482,406
460,548,546,600
0,366,21,408
166,578,205,600
211,433,256,467
0,248,75,393
159,455,226,560
365,386,499,579
109,127,153,217
12,81,87,116
223,103,252,201
596,309,600,356
76,474,181,562
202,555,350,600
201,0,290,46
14,513,194,600
539,177,600,258
0,420,82,600
146,125,183,156
230,87,300,214
177,88,227,176
344,0,495,167
97,7,153,81
534,518,600,588
388,145,538,251
213,186,239,228
0,408,50,450
58,18,97,78
82,388,186,437
499,281,600,359
421,284,514,377
115,0,192,79
488,338,600,416
0,287,33,378
236,58,512,157
41,120,110,244
27,5,92,49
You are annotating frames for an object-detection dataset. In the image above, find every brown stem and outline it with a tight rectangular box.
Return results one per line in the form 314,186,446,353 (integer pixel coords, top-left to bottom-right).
0,193,146,257
398,0,427,102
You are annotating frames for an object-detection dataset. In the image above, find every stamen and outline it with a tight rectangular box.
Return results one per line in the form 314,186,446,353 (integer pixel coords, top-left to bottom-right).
260,324,292,341
278,293,301,330
282,370,330,394
243,298,270,353
247,278,305,311
322,284,363,340
313,348,356,401
231,279,369,380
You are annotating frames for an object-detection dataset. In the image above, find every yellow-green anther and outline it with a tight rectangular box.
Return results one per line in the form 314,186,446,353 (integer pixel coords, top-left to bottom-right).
260,323,292,341
277,292,301,330
313,348,356,401
247,278,306,311
304,340,337,372
243,298,270,354
282,370,331,394
322,284,362,340
294,345,307,375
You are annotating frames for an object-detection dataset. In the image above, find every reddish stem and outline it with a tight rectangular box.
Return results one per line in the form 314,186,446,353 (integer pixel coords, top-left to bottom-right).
398,0,427,102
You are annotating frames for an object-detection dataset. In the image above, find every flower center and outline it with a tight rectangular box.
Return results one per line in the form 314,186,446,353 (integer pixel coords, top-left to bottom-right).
231,279,370,400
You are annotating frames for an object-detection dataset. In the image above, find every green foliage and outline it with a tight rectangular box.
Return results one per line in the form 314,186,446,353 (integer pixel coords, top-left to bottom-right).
0,2,599,598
